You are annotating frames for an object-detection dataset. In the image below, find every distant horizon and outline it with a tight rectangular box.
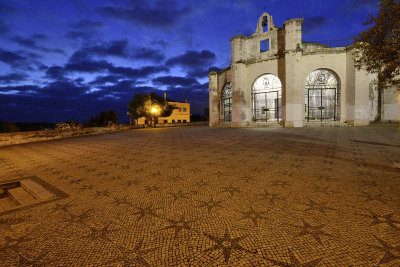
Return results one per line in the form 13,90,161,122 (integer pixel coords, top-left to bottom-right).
1,112,209,124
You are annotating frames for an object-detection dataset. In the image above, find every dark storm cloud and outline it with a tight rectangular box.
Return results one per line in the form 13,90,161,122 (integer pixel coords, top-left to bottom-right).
98,1,191,28
0,72,28,83
166,50,216,78
302,16,329,35
70,19,104,29
153,76,199,87
11,36,65,54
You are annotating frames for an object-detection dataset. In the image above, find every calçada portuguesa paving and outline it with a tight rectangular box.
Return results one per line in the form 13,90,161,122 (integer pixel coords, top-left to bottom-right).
0,125,399,266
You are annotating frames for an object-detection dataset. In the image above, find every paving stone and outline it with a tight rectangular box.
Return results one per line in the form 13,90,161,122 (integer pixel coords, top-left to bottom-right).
0,125,399,266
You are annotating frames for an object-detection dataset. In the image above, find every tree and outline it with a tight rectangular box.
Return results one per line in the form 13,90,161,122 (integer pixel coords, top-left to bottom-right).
87,110,119,127
352,0,400,121
0,121,19,133
128,92,174,126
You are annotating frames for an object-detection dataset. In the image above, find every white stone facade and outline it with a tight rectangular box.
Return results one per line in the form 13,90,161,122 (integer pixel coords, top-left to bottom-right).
209,12,400,127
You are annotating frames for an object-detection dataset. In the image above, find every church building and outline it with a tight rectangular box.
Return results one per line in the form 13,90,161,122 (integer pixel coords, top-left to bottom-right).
208,12,399,127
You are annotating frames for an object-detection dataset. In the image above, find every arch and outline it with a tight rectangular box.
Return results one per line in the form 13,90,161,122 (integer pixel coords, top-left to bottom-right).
255,12,275,34
251,74,282,122
220,82,232,123
304,69,340,121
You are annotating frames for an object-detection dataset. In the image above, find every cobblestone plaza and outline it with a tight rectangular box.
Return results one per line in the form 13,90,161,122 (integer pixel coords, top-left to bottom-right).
0,125,399,266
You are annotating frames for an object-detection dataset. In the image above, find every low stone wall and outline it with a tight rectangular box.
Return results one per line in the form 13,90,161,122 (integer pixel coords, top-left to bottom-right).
0,126,133,147
0,123,209,146
153,121,208,128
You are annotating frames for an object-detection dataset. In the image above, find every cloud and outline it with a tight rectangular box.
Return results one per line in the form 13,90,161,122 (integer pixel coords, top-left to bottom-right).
151,40,168,48
0,3,18,14
302,16,329,35
83,40,130,57
0,48,27,67
89,75,123,85
47,52,169,80
0,72,28,84
65,20,105,42
98,2,191,28
65,59,112,73
31,34,47,40
166,50,216,68
108,65,169,79
0,19,10,35
65,30,94,41
45,66,68,80
153,76,199,87
11,35,65,54
166,50,216,78
349,0,378,12
70,19,104,29
132,47,165,62
69,40,165,62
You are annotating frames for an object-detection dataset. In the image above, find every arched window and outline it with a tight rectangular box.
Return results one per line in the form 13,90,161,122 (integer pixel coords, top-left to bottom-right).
305,69,340,121
220,83,232,123
262,17,268,32
252,74,282,122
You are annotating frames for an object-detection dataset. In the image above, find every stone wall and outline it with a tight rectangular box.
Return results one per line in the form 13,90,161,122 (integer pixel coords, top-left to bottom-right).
209,12,400,127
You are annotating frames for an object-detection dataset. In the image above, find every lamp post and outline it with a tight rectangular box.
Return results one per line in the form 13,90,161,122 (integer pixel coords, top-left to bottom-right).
151,106,159,127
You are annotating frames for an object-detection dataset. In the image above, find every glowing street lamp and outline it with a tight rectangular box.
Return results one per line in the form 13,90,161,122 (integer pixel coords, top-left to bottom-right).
151,105,159,127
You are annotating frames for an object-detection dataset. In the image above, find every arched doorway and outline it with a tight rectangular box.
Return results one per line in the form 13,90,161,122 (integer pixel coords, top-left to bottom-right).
305,69,340,121
252,74,282,122
220,82,232,123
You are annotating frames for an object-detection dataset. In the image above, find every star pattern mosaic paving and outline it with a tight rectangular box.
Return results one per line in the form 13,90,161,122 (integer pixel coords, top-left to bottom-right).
0,125,400,266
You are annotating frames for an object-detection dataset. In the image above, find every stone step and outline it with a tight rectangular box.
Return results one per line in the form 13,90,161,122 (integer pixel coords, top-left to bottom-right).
0,197,19,212
305,122,350,127
20,179,55,200
8,187,37,206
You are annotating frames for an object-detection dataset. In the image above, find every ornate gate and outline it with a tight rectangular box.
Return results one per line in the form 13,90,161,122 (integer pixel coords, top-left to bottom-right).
305,69,339,121
252,74,282,122
220,83,232,123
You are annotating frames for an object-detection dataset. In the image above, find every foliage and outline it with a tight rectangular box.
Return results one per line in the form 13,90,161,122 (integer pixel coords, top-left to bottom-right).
56,121,82,131
352,0,400,90
0,121,19,133
87,110,119,127
128,92,174,122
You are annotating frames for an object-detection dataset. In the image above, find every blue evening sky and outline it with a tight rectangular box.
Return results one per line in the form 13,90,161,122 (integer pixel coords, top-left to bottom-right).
0,0,378,122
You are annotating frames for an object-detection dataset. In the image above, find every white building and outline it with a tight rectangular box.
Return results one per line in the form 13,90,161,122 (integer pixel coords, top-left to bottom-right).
208,12,400,127
135,98,190,125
